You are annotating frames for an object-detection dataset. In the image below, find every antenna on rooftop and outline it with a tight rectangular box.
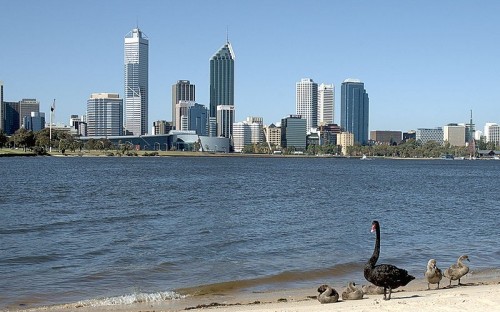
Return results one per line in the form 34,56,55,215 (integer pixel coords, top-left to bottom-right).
226,25,229,43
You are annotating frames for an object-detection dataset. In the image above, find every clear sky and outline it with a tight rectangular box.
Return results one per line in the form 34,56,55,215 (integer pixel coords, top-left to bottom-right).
1,0,499,132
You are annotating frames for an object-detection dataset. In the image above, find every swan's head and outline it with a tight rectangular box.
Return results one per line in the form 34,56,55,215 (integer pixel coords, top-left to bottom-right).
459,255,469,262
427,259,437,268
318,284,329,293
371,221,379,233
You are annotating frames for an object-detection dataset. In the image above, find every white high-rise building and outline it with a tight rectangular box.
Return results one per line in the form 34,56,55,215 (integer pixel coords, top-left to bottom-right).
216,105,235,139
124,28,149,136
232,120,263,152
484,123,500,145
318,83,334,126
296,78,318,133
87,93,123,136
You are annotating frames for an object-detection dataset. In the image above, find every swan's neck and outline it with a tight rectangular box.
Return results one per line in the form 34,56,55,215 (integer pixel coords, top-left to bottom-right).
368,226,380,267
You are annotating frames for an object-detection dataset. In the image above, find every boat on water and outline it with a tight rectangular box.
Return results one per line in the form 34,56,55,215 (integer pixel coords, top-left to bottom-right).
361,154,372,160
441,154,454,160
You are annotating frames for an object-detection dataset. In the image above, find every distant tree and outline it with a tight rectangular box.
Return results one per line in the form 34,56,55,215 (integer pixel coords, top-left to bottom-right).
12,128,35,151
0,130,7,148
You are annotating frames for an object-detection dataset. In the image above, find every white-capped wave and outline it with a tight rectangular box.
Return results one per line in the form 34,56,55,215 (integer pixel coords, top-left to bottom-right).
74,291,185,307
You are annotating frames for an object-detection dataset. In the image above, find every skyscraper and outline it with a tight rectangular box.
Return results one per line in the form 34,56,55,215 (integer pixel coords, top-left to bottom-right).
209,40,235,118
172,80,195,129
0,81,3,132
124,28,148,136
296,78,318,133
318,83,334,126
340,79,369,145
19,99,40,129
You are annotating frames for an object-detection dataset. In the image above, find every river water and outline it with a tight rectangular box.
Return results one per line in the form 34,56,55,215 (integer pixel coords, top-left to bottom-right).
0,156,499,310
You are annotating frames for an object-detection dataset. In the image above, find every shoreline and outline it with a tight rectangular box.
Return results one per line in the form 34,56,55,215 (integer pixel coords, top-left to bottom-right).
11,272,500,312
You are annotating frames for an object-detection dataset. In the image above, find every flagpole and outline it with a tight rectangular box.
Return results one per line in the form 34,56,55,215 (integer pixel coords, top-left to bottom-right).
50,99,55,153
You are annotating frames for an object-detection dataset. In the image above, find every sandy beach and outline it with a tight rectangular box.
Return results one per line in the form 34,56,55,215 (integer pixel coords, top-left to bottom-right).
15,273,500,312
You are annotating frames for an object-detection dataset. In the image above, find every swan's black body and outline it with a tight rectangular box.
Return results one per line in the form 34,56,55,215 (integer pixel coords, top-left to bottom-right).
364,220,415,300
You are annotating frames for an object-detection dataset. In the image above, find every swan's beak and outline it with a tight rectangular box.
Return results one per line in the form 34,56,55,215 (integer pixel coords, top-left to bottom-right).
370,225,376,233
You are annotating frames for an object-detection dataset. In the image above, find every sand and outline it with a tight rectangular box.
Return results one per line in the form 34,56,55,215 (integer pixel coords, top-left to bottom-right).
14,273,500,312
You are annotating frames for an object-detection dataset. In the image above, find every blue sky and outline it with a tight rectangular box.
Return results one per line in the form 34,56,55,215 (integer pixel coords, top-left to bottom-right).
1,0,499,132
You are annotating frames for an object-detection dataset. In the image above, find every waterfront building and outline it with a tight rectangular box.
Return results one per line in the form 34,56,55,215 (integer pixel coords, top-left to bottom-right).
188,103,209,136
337,132,354,156
172,80,195,129
210,40,235,118
3,101,20,135
403,130,416,142
416,127,444,145
232,119,263,152
370,130,403,145
208,117,217,137
318,83,334,126
216,105,235,139
152,120,172,135
443,124,466,146
296,78,318,133
22,112,45,132
86,93,123,137
264,123,281,148
340,79,369,145
19,99,40,129
484,123,500,145
175,100,194,130
281,115,306,150
124,28,149,136
318,123,341,146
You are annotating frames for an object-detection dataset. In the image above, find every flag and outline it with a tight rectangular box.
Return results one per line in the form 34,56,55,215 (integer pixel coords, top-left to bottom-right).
51,99,55,112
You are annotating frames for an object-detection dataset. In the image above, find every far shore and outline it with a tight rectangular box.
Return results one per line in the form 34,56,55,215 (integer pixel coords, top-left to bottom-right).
12,272,500,312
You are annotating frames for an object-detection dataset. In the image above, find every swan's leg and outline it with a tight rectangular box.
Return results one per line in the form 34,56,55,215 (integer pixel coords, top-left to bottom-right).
427,283,430,290
383,287,387,300
437,281,440,289
387,287,392,300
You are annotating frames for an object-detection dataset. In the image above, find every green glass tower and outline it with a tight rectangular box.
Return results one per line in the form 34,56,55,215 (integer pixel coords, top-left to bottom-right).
209,40,235,118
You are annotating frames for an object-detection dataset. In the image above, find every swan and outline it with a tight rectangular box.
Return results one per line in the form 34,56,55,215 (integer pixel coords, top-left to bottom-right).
363,220,415,300
424,259,443,289
361,283,385,295
341,282,364,300
317,284,339,303
443,255,469,286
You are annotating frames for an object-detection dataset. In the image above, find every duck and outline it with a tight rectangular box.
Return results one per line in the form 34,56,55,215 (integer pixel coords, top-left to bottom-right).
341,282,364,300
424,259,443,289
361,283,385,295
444,255,470,286
363,220,415,300
317,284,339,303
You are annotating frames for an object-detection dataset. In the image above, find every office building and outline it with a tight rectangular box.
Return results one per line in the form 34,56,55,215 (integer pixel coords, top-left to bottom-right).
337,132,354,156
443,124,466,146
188,103,209,136
23,112,45,132
416,127,444,145
0,81,3,131
281,115,306,149
124,28,149,135
86,93,123,137
318,83,334,126
296,78,318,132
3,101,19,135
175,100,195,130
340,79,369,145
172,80,195,129
216,105,235,139
152,120,172,135
19,99,40,129
370,130,403,145
484,123,500,145
318,123,341,146
69,115,87,136
209,40,235,118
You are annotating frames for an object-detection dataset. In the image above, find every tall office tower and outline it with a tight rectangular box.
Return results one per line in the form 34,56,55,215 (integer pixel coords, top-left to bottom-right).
188,103,209,136
172,80,195,129
318,83,334,126
23,112,45,132
175,100,195,130
86,93,123,137
3,101,20,135
19,99,40,128
124,28,149,135
216,105,235,139
210,40,235,118
0,81,3,131
296,78,318,133
340,79,369,145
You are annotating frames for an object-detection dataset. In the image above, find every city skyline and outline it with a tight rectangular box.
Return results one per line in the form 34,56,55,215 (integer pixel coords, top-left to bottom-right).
1,1,500,132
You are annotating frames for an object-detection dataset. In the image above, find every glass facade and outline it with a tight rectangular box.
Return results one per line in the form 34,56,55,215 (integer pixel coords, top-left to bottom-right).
340,79,369,145
124,28,148,136
172,80,195,129
87,93,123,136
210,42,235,118
295,78,318,132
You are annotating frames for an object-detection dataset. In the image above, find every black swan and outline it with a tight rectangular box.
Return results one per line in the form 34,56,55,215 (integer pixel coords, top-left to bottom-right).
424,259,443,289
341,282,364,300
363,220,415,300
443,255,469,286
317,284,339,303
